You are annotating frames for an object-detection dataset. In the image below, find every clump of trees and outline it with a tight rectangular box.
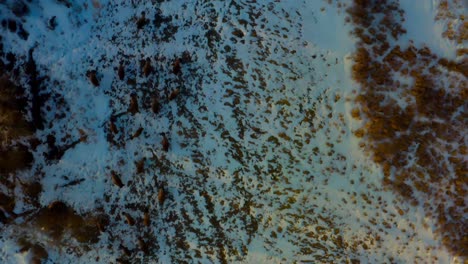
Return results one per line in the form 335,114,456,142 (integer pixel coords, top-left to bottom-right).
347,0,467,257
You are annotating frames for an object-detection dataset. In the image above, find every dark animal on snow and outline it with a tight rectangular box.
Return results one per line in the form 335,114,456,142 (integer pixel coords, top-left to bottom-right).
111,170,124,188
128,93,139,115
118,63,125,80
87,70,100,86
120,244,131,256
151,96,160,114
109,119,118,134
135,157,145,174
143,58,152,77
123,212,135,226
143,210,150,227
158,187,165,205
161,133,169,152
137,237,148,254
172,58,181,75
168,88,180,101
131,127,144,140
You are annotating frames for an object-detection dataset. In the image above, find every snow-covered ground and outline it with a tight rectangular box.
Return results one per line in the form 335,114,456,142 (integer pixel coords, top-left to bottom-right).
0,0,465,263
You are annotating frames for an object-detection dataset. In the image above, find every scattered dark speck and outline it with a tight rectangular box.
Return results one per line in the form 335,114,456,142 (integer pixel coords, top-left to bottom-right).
11,1,30,17
137,12,148,29
17,24,29,40
8,20,17,33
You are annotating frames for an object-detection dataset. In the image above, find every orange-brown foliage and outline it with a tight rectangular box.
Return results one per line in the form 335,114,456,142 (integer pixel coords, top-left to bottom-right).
348,0,468,257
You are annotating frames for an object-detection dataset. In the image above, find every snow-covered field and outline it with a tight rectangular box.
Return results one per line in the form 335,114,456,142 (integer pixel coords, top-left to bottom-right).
0,0,465,263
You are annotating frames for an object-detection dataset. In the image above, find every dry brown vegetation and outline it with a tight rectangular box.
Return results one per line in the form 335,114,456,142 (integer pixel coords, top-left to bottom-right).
0,72,103,261
0,74,34,224
348,0,467,257
436,0,467,45
0,75,33,147
13,201,106,263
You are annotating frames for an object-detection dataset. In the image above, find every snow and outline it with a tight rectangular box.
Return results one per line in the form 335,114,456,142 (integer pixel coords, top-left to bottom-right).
398,0,465,59
0,0,464,263
302,2,355,57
